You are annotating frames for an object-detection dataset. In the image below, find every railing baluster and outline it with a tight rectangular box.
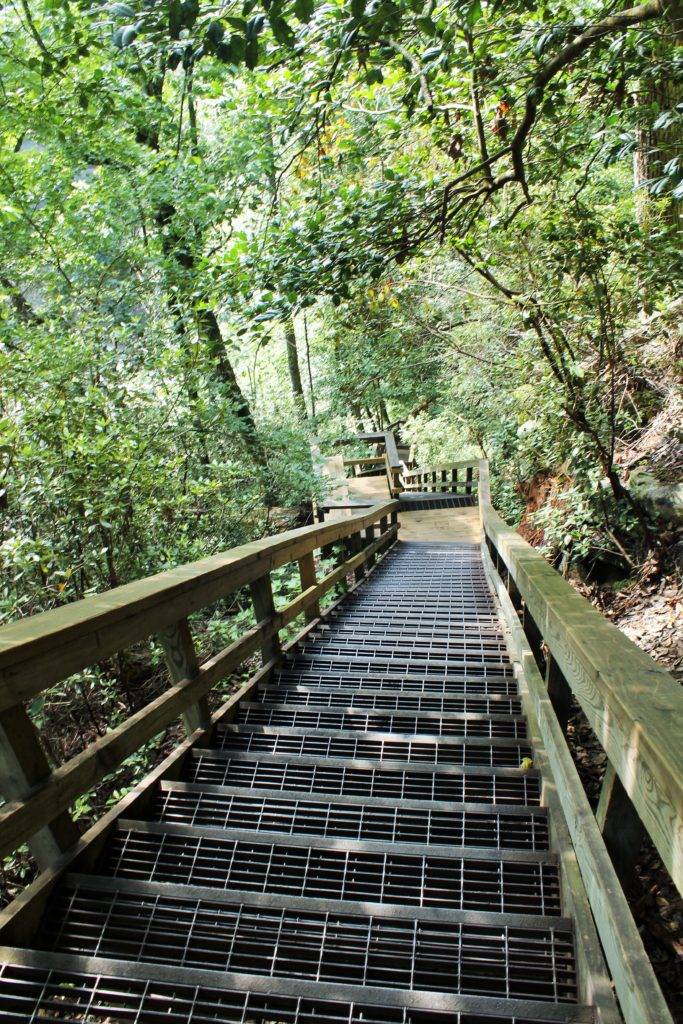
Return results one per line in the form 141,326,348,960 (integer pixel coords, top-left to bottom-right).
159,618,211,735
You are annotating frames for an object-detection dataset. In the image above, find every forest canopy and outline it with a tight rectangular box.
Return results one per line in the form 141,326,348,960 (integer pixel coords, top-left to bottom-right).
1,0,681,625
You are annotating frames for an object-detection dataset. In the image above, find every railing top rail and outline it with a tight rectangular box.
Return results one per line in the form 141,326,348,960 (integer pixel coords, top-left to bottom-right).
0,500,398,710
477,459,683,892
334,432,403,470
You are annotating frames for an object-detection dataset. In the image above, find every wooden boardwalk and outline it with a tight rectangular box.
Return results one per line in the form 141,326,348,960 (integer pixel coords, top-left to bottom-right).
0,455,679,1023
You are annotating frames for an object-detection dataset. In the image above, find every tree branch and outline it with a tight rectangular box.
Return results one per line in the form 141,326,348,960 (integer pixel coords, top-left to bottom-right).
510,1,664,196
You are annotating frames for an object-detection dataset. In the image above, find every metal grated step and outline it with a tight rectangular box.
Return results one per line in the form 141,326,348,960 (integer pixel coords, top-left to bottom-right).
398,494,477,510
152,782,549,850
274,667,518,695
214,725,532,768
284,651,513,680
0,955,593,1023
256,686,523,716
104,825,561,914
184,750,543,806
40,883,577,1002
0,540,591,1024
237,704,528,739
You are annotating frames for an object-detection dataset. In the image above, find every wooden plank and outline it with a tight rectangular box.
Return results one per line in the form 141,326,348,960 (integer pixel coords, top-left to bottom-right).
158,618,211,735
0,500,399,710
483,544,672,1024
478,463,683,892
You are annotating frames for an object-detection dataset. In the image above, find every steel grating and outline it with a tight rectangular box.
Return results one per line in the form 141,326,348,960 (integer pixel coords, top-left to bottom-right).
238,704,528,739
398,494,477,510
214,725,532,767
152,783,550,849
0,540,589,1022
41,884,577,1002
0,961,591,1024
184,752,544,807
105,827,561,914
257,686,523,715
274,667,518,695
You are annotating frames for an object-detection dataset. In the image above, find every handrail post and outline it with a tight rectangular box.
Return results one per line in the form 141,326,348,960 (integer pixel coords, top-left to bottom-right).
378,514,389,553
364,523,376,570
0,706,79,869
298,551,320,622
159,618,211,735
250,573,281,663
596,763,645,898
347,531,365,583
545,655,572,733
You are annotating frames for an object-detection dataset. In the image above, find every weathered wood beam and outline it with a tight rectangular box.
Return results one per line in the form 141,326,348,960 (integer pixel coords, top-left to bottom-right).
158,618,211,735
478,460,683,893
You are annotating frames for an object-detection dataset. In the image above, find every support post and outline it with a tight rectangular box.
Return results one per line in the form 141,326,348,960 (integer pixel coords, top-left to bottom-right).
159,618,211,735
364,523,376,569
466,466,474,494
596,762,645,898
0,706,79,869
545,654,573,733
346,531,365,583
522,605,545,674
250,573,281,663
298,551,320,622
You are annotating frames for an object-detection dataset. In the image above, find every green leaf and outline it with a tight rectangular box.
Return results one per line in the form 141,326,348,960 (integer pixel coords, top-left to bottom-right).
245,36,259,67
206,19,225,44
294,0,314,21
351,0,365,20
109,2,135,16
365,67,383,84
466,0,482,27
270,15,295,46
168,0,182,39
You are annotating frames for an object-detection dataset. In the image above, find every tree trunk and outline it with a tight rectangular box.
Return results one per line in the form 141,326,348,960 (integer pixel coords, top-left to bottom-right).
284,318,308,420
634,43,681,230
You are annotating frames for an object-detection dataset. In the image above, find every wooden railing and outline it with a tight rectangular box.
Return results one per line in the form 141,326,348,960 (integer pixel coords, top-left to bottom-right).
477,459,680,1024
335,431,404,497
0,501,399,872
401,460,479,495
342,456,385,475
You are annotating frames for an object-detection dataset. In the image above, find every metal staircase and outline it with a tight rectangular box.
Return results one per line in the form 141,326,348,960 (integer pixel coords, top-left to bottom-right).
0,541,591,1022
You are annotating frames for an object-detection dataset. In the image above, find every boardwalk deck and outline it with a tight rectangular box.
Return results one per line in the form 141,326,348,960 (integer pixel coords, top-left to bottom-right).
1,459,678,1023
0,536,596,1023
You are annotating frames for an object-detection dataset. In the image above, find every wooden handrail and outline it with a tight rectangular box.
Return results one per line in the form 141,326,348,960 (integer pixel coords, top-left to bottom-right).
0,501,400,867
477,459,679,1024
342,457,385,467
477,460,682,889
0,501,397,708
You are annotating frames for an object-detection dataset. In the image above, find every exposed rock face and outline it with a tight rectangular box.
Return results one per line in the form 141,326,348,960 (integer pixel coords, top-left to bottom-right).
629,470,683,524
